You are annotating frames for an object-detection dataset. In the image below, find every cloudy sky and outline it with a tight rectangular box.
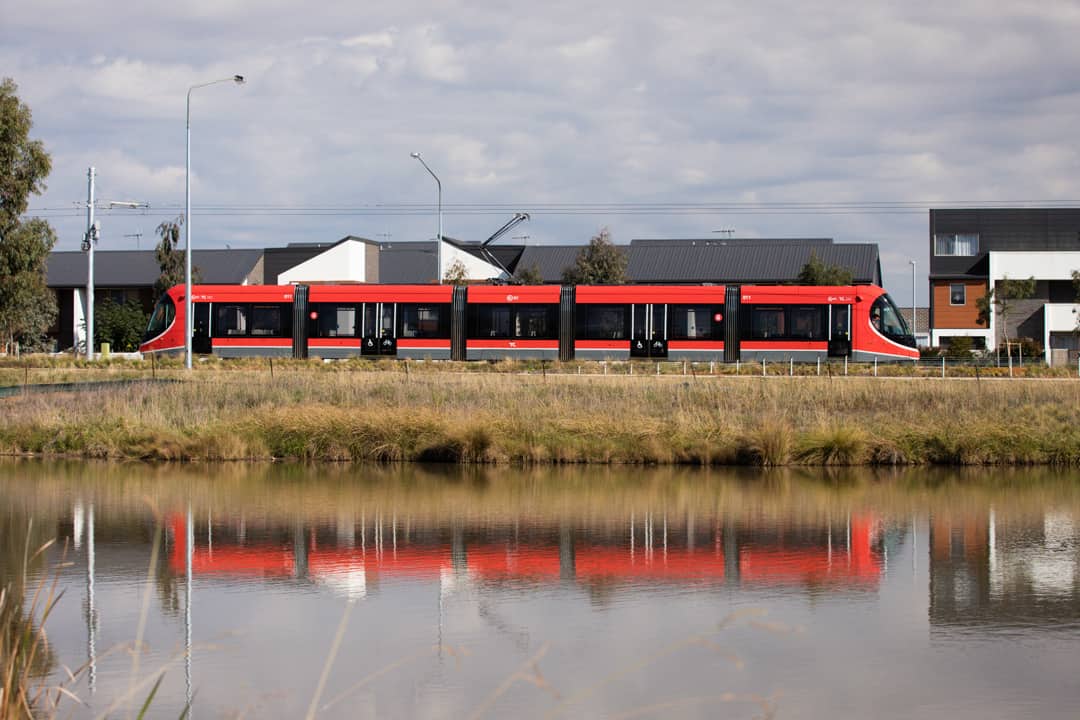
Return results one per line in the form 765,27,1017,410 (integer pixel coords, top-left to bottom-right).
5,0,1080,303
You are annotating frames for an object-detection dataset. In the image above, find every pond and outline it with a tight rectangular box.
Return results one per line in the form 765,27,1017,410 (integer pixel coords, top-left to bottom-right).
2,461,1079,718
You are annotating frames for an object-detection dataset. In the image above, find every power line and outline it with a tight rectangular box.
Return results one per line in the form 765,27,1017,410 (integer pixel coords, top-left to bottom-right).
26,199,1080,219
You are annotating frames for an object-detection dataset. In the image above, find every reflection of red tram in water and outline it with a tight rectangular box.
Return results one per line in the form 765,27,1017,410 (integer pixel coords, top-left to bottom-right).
167,515,884,589
142,283,917,362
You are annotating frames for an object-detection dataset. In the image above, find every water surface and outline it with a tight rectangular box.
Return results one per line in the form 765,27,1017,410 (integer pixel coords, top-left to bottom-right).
3,462,1079,718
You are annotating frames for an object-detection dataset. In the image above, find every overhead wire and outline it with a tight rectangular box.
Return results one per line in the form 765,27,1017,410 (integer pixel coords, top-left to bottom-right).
24,199,1080,219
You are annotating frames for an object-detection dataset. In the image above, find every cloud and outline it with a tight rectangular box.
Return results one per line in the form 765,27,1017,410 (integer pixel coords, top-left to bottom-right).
5,0,1080,296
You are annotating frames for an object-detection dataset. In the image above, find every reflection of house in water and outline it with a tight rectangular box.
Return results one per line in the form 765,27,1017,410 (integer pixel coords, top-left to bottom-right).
165,512,885,597
930,510,1080,629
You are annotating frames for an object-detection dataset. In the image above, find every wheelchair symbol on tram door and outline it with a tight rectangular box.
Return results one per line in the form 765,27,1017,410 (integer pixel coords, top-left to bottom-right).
631,338,667,358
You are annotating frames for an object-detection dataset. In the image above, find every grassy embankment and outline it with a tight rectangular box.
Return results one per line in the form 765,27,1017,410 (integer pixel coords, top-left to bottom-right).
2,359,1080,465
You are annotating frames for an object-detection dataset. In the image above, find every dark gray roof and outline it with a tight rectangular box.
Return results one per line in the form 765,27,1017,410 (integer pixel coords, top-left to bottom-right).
631,238,834,246
628,242,880,284
514,240,880,285
47,249,262,287
378,241,437,283
515,246,589,282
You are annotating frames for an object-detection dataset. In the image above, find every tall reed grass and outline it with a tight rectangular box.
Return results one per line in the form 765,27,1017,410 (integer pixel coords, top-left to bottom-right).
0,530,64,719
2,370,1079,465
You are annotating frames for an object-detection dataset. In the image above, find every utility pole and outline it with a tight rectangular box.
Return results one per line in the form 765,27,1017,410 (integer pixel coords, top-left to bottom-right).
79,182,149,360
82,168,98,361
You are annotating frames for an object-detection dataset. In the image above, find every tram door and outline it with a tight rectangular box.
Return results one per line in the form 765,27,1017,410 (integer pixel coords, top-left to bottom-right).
828,304,851,357
192,303,211,355
361,302,398,356
630,303,668,358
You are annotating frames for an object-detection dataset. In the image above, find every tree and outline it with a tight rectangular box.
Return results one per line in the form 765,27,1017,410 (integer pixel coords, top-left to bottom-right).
796,251,854,286
561,228,627,285
0,78,57,354
976,275,1036,355
443,258,469,285
154,217,199,298
1073,269,1080,335
511,263,544,285
94,298,149,352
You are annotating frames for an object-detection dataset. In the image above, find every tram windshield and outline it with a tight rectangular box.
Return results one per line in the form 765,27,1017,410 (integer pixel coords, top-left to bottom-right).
144,295,175,340
869,294,910,337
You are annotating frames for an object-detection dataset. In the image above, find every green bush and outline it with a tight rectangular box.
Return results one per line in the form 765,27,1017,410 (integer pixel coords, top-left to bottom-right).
94,298,149,352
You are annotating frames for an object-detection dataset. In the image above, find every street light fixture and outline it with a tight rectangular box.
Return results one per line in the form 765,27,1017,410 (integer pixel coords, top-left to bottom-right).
185,74,244,370
410,152,442,284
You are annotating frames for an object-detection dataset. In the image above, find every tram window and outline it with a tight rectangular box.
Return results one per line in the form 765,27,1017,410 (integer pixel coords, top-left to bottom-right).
471,306,510,338
831,305,850,340
214,304,249,337
314,304,357,337
517,306,556,338
470,304,557,339
363,304,377,337
577,304,629,339
360,303,394,337
669,305,721,340
251,304,291,337
145,295,175,338
750,307,785,339
399,304,449,338
632,304,664,340
870,295,909,336
789,306,825,340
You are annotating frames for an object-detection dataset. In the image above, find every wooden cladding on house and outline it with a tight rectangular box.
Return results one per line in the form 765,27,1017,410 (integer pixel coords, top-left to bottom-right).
932,280,987,329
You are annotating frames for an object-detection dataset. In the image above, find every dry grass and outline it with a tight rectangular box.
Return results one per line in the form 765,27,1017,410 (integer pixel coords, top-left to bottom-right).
1,367,1080,465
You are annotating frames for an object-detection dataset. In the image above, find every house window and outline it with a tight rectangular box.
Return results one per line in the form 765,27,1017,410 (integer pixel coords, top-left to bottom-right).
949,284,966,305
934,233,979,256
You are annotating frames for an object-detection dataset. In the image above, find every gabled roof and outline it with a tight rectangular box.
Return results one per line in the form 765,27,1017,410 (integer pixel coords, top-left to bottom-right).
47,249,262,287
263,236,376,286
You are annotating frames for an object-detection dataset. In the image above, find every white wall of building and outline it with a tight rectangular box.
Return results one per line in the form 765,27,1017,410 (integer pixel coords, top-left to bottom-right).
987,251,1080,283
278,240,370,284
74,288,87,353
442,243,508,282
947,251,1080,356
1043,303,1080,365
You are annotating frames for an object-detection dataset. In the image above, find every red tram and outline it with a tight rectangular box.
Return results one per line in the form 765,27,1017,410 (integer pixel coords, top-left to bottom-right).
140,283,917,362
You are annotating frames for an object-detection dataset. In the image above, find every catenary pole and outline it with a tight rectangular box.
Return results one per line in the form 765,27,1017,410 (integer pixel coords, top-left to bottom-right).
85,167,95,360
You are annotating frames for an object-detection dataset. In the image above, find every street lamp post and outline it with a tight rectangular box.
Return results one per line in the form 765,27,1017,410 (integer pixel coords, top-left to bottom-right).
186,75,244,370
410,152,442,284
